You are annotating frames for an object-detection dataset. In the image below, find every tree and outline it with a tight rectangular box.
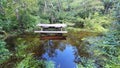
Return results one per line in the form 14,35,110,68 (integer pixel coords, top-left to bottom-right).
0,0,39,33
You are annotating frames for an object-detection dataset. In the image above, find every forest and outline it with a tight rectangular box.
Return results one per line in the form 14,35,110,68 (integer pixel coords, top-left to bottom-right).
0,0,120,68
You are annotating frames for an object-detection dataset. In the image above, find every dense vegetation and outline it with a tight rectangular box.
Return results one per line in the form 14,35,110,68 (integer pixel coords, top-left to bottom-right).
0,0,120,68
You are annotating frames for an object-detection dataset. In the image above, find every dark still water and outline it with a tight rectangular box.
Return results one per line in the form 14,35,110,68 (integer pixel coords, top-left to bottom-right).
39,41,80,68
4,31,99,68
33,31,99,68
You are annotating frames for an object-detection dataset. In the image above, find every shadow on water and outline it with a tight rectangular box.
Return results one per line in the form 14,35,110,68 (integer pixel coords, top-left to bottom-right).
4,31,99,68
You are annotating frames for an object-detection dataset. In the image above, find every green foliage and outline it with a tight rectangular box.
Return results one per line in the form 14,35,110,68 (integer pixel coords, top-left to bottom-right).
0,0,38,33
77,57,96,68
72,0,104,18
0,40,11,64
0,0,113,32
16,54,45,68
45,61,55,68
37,0,109,33
0,0,120,68
40,0,111,31
15,53,55,68
84,12,112,32
81,33,120,68
15,42,28,58
80,1,120,66
15,37,40,58
82,25,120,68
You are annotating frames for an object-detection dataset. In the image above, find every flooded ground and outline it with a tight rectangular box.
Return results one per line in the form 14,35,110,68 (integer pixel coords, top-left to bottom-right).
4,31,100,68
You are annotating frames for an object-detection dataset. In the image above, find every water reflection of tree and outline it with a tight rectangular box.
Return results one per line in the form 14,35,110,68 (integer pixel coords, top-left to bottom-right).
58,42,66,51
67,32,91,64
73,46,81,63
43,40,57,57
40,39,90,65
41,40,66,59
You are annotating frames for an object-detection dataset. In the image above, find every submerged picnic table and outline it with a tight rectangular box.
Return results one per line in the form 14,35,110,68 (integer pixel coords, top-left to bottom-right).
34,24,67,34
34,24,67,40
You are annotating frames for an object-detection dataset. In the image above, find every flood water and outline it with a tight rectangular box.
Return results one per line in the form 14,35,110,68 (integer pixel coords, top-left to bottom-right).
5,31,99,68
39,41,79,68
